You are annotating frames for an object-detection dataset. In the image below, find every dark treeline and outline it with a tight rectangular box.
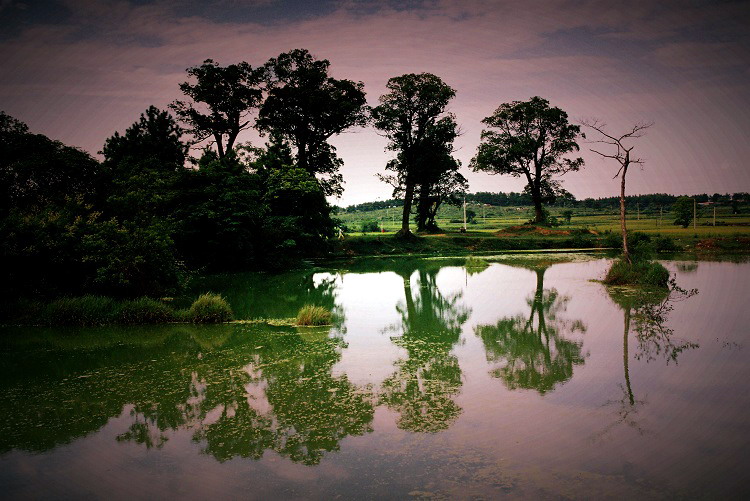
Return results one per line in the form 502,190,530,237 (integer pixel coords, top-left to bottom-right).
1,48,362,301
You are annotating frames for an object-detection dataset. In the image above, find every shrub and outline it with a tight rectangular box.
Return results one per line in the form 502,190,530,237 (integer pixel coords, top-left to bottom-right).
360,220,380,233
118,297,175,324
603,259,670,288
43,295,117,326
188,293,233,323
602,232,621,249
296,305,332,326
654,235,680,252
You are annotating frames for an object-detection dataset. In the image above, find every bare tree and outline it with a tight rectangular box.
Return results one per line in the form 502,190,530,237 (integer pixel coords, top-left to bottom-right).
580,120,653,263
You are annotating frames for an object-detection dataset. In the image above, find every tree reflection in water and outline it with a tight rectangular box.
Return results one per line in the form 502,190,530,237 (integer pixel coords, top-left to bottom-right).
596,278,699,440
380,265,471,433
475,266,587,394
0,323,375,466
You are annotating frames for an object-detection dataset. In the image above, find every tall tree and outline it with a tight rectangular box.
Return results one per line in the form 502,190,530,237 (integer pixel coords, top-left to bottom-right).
581,120,653,263
171,59,265,159
257,49,368,197
372,73,457,237
471,97,583,225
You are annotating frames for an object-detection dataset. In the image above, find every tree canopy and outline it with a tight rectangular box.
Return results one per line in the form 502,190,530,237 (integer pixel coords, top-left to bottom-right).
258,49,368,197
471,96,583,224
372,72,458,236
171,59,266,159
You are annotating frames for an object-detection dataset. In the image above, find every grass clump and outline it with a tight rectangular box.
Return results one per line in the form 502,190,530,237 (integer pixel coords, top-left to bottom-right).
188,293,233,323
43,295,117,326
603,259,670,288
118,297,175,324
296,305,332,326
465,256,490,275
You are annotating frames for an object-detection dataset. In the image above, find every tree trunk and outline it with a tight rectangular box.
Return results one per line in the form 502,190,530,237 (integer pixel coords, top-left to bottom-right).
620,165,630,263
397,180,415,237
215,133,226,159
533,198,544,225
416,184,430,232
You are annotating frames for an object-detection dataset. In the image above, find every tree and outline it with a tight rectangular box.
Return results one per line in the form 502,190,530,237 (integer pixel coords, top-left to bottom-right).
171,59,265,159
372,73,458,237
262,166,335,257
672,197,694,228
174,150,265,270
562,209,573,224
102,106,187,170
413,126,466,232
581,120,653,263
0,112,102,215
471,97,583,225
258,49,368,197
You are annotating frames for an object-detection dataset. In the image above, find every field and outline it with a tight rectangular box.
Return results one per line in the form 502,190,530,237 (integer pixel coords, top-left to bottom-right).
334,204,750,256
338,204,750,236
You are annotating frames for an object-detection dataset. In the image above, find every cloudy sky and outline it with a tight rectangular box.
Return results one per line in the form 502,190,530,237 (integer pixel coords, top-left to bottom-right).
1,0,749,205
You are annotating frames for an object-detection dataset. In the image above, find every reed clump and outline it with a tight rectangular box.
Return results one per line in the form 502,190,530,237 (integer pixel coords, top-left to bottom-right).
296,305,332,326
188,293,233,323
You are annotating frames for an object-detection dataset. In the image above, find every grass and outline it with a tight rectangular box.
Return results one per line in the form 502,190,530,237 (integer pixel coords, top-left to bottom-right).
188,293,233,324
118,297,175,324
4,293,234,326
43,295,118,326
603,259,670,288
296,305,332,326
465,256,489,274
338,204,750,236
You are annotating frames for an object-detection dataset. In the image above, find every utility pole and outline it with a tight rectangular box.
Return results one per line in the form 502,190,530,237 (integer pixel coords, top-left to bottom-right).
463,197,467,232
637,202,640,221
693,198,697,230
713,205,716,227
659,206,663,228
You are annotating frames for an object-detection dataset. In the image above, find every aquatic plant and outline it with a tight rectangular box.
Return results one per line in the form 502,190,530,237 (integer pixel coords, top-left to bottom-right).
296,305,332,326
188,293,233,323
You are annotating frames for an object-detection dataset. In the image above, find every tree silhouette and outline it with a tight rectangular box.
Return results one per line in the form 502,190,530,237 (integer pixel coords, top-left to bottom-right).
471,97,584,225
372,73,459,236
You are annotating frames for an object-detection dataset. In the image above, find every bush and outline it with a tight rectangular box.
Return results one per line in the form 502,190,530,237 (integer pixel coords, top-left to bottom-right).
603,259,670,288
43,295,117,326
118,297,175,324
360,221,380,233
296,305,332,326
602,232,621,249
654,235,680,252
188,293,233,323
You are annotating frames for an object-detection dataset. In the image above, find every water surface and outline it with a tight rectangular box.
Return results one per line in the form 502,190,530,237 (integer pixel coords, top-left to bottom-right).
1,256,748,499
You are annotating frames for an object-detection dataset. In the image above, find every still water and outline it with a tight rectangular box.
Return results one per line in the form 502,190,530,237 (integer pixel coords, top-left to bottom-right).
1,255,748,499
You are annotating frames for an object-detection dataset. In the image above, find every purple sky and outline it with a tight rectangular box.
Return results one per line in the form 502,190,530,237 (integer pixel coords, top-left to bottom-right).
1,0,749,205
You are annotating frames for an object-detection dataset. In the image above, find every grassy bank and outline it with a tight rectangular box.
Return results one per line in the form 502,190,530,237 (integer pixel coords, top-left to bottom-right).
3,293,233,327
332,227,750,258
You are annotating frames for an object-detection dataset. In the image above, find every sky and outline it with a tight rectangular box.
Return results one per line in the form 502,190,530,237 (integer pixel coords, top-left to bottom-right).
1,0,749,206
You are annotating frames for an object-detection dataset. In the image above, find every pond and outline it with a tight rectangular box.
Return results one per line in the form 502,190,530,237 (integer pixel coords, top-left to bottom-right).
1,255,748,499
